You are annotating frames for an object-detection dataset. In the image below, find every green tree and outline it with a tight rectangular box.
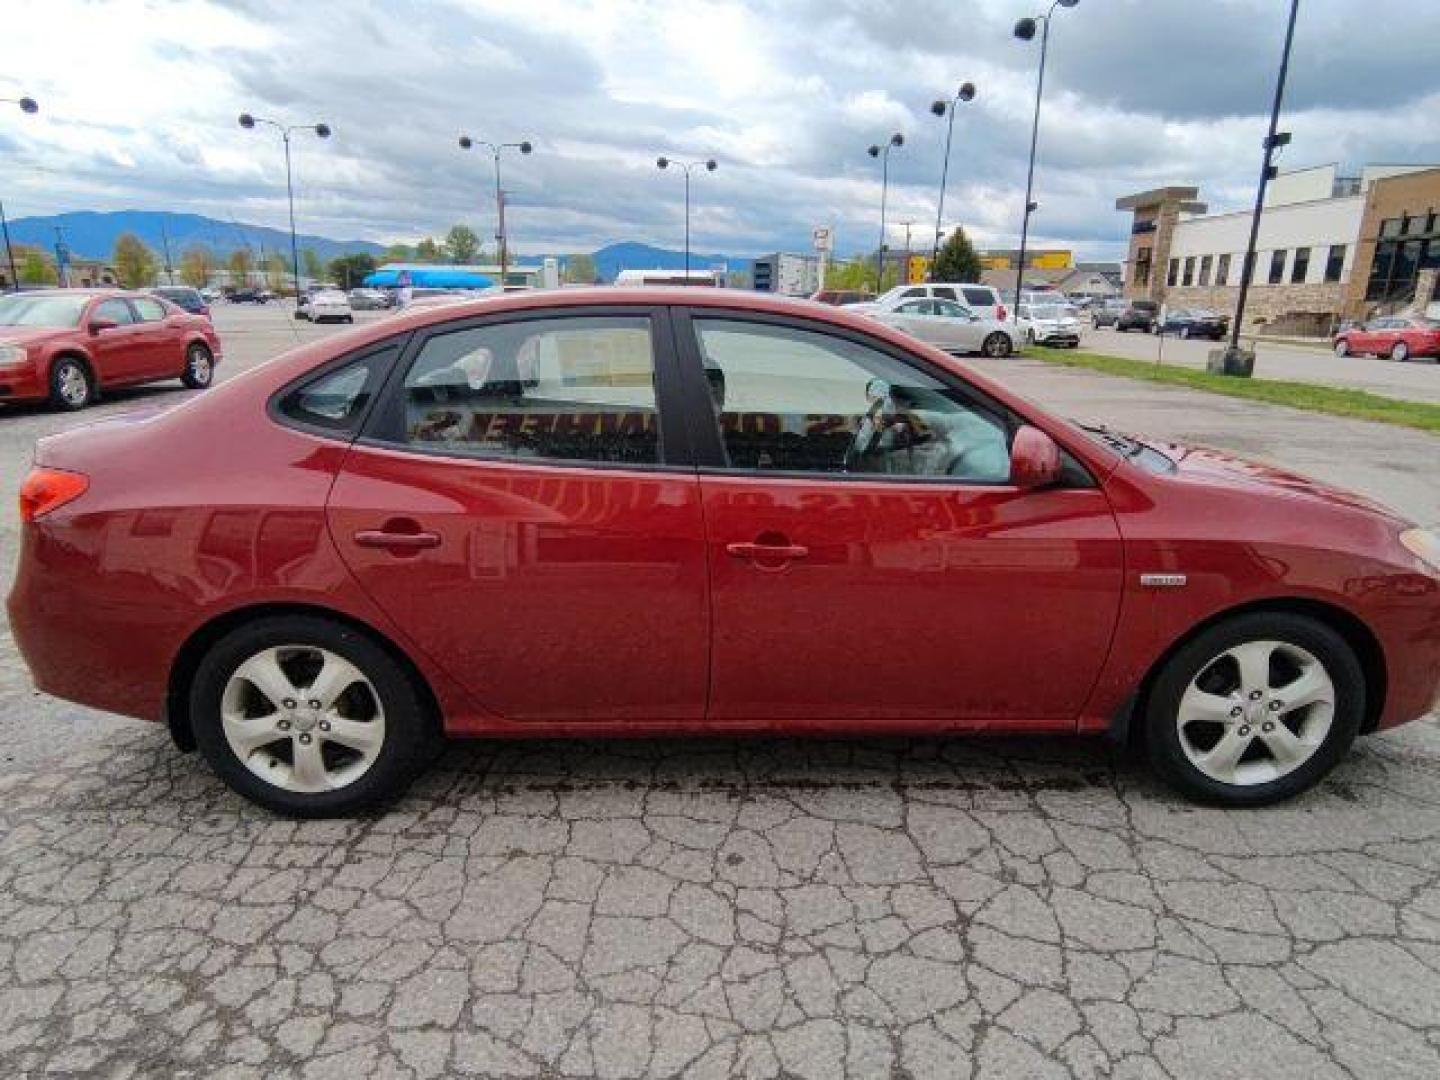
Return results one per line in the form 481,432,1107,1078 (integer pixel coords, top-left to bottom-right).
930,226,982,283
382,242,413,263
444,225,482,264
329,253,378,289
301,247,326,285
227,247,255,287
262,251,288,292
563,253,597,284
18,248,58,285
179,245,217,288
112,233,158,288
823,258,872,291
414,237,442,263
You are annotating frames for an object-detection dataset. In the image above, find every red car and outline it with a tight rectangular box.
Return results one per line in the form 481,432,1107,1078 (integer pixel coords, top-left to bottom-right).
8,289,1440,816
1333,315,1440,362
0,288,220,410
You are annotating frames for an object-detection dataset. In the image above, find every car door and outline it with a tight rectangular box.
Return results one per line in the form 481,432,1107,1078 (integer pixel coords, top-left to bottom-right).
931,299,984,351
325,307,711,727
883,299,933,340
675,309,1124,730
127,295,184,378
84,297,150,384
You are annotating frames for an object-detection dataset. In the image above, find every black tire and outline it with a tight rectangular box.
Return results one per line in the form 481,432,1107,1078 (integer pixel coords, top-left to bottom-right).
1180,326,1191,340
981,332,1013,358
1334,339,1349,357
48,356,95,410
181,342,214,389
1143,612,1363,806
1392,341,1410,363
190,615,438,817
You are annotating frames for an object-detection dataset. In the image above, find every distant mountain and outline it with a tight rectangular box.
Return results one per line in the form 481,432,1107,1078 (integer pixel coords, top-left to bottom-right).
4,210,386,263
587,242,745,282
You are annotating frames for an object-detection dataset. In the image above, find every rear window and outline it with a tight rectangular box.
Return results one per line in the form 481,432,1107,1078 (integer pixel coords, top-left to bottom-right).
276,345,399,434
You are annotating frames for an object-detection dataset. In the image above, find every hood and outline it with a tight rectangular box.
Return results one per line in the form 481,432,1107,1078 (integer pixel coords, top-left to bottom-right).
1145,437,1409,524
0,325,79,346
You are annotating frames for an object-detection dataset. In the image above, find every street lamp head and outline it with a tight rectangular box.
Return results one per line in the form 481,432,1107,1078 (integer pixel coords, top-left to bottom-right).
656,156,669,169
930,99,947,117
705,159,717,172
238,112,256,129
890,132,904,147
867,145,880,158
519,140,533,154
458,134,473,150
958,82,976,102
1014,16,1038,40
19,97,38,115
1057,0,1079,7
314,122,331,139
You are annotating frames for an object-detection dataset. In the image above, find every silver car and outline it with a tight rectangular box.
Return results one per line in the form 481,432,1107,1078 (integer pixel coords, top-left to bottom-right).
869,298,1018,357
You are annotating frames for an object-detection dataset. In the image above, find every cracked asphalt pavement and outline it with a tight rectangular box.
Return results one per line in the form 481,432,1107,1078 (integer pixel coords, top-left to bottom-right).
2,307,1438,1078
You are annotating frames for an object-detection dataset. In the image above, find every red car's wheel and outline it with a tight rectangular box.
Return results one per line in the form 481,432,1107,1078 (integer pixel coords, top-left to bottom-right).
1333,338,1350,357
1391,341,1410,363
182,343,215,389
49,356,95,411
1144,612,1363,806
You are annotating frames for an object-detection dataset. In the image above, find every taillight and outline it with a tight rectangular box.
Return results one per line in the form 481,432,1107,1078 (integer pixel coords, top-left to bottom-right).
997,304,1008,322
19,467,89,523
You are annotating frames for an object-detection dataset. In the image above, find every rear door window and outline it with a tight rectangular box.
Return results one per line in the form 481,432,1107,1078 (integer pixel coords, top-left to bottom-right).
92,299,135,325
933,287,959,302
962,287,993,308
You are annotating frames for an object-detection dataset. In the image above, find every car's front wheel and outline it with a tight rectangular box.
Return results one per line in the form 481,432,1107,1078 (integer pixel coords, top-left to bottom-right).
982,332,1013,358
1143,612,1363,806
182,343,214,389
1392,341,1410,362
190,615,436,816
49,356,95,410
1334,338,1350,357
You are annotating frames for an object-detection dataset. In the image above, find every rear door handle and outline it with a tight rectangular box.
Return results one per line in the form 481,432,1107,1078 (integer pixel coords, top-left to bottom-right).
726,541,809,560
353,528,441,551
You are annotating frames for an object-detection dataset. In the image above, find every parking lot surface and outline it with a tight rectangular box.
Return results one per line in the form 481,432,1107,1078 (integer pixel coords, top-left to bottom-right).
1,304,1438,1078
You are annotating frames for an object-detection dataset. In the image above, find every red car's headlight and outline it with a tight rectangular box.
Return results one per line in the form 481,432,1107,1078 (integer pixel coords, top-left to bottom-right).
19,467,89,523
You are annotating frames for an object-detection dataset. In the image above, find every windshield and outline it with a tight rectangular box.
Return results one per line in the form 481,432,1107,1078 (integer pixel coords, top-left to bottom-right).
0,294,90,328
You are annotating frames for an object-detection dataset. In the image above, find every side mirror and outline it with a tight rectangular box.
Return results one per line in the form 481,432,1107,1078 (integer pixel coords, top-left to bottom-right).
87,317,118,334
1009,425,1062,490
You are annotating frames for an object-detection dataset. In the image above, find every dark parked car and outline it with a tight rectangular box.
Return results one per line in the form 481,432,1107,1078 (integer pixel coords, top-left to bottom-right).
151,285,210,319
1115,300,1158,333
1158,308,1229,340
809,289,875,306
1091,299,1128,328
226,288,269,304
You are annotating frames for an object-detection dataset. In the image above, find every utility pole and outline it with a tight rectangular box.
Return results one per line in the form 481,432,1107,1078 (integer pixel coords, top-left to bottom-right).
901,220,914,283
160,222,175,284
53,225,70,287
1,199,17,291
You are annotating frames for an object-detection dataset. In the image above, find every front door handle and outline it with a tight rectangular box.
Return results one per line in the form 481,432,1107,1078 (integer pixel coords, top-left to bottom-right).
353,526,441,552
726,541,809,561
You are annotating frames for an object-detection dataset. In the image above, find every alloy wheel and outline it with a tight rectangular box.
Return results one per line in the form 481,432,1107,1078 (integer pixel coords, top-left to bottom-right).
57,362,89,406
1176,639,1335,787
220,645,386,793
187,346,213,385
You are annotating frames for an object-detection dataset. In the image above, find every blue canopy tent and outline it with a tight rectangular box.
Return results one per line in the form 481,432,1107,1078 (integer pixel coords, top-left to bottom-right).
361,267,495,289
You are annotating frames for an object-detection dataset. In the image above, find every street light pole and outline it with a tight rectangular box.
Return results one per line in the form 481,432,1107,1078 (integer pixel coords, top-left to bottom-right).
459,136,533,284
1013,0,1079,318
238,113,331,299
2,95,39,292
1224,0,1301,372
867,133,904,290
656,156,718,279
929,82,976,272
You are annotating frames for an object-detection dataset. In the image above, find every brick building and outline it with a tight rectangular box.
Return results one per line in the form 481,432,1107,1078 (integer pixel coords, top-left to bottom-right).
1116,164,1440,335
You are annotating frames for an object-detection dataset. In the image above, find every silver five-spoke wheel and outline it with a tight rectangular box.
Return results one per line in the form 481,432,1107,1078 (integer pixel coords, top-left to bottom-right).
221,645,386,793
1176,639,1335,787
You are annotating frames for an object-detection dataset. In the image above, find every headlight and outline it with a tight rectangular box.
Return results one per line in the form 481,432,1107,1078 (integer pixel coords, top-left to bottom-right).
1400,528,1440,573
0,342,27,368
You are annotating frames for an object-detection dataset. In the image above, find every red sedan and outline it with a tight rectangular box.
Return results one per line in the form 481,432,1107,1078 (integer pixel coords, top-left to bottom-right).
0,288,221,410
8,289,1440,816
1334,315,1440,362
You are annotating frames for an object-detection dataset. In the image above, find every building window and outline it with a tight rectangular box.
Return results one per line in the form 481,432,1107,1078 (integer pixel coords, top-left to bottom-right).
1182,257,1195,286
1167,258,1179,286
1403,213,1426,236
1199,255,1213,286
1324,245,1345,283
1291,247,1310,284
1366,239,1428,303
1268,250,1287,284
1380,218,1402,238
1133,248,1152,287
1215,254,1231,286
1422,239,1440,271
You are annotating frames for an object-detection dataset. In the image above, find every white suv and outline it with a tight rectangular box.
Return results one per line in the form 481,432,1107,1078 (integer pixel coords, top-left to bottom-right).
845,283,1007,323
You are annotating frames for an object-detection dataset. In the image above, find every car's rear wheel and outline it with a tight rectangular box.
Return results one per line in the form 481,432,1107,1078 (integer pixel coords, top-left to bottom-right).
1180,326,1191,339
1392,341,1410,362
982,332,1012,358
49,356,95,410
190,615,436,816
1143,612,1363,806
182,343,214,389
1333,338,1350,357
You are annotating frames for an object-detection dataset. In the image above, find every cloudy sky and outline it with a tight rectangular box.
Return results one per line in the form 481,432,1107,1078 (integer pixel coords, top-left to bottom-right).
3,0,1439,261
